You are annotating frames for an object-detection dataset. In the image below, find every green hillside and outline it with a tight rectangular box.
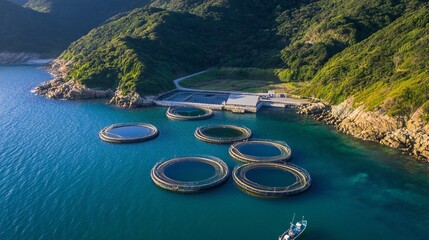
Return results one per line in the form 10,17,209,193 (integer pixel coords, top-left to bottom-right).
24,0,149,27
275,0,410,82
61,8,218,94
305,5,429,117
59,0,287,94
1,0,150,56
0,0,72,55
58,0,428,105
6,0,427,119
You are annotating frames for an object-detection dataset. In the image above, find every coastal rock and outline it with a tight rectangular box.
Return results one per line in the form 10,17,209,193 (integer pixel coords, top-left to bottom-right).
47,59,73,78
34,59,155,108
337,105,402,141
381,129,429,160
33,59,115,100
330,98,355,122
34,79,114,99
298,98,429,162
297,102,329,115
108,91,154,108
407,107,429,132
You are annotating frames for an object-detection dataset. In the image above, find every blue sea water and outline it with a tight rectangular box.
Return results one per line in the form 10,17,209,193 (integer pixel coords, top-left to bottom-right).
0,65,429,240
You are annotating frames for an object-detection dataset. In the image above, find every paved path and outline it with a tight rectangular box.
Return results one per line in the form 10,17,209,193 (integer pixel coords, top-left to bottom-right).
173,69,211,91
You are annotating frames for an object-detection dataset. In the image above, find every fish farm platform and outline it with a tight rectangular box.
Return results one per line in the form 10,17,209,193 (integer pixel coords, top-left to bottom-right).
99,123,159,143
232,163,311,197
151,156,230,193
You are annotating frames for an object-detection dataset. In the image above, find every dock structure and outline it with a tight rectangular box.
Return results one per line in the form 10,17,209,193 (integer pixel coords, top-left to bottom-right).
229,140,292,163
151,156,230,193
224,94,262,113
155,90,308,114
232,163,311,197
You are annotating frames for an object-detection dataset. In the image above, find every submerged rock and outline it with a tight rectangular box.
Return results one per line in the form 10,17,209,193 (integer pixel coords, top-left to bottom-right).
298,99,429,162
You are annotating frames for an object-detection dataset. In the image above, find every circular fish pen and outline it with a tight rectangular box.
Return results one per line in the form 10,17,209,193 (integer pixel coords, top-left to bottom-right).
99,123,159,143
229,140,292,163
194,125,252,144
151,156,230,193
166,107,213,121
232,163,311,197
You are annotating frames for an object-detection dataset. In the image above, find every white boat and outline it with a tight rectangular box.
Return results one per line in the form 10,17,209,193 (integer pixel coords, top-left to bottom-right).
278,214,307,240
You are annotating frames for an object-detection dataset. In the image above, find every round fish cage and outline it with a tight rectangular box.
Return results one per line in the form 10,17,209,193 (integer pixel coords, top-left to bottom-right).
166,107,214,121
229,139,292,163
194,125,252,144
151,156,230,193
232,163,311,197
99,123,159,143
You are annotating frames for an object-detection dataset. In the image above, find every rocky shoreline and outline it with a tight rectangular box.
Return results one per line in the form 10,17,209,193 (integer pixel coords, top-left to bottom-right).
34,60,429,161
298,99,429,162
33,60,154,108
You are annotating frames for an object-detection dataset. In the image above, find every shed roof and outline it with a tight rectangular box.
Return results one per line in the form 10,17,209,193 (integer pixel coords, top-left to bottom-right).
226,94,259,107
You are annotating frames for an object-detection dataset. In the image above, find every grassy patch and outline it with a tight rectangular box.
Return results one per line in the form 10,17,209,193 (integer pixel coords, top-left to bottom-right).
180,67,300,93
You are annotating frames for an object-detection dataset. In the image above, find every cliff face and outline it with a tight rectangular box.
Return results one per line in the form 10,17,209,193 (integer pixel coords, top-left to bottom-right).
299,99,429,161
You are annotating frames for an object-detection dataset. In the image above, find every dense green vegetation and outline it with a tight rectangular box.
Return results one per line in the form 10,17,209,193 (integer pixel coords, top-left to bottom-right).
0,0,72,55
59,0,288,94
305,5,429,117
61,8,220,94
60,0,428,105
275,0,412,82
4,0,428,119
23,0,150,28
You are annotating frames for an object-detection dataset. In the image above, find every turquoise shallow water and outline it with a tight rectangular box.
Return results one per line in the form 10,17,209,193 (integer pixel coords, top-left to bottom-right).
1,65,429,240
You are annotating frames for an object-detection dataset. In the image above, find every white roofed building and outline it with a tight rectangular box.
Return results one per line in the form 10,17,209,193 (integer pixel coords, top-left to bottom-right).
225,94,261,113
